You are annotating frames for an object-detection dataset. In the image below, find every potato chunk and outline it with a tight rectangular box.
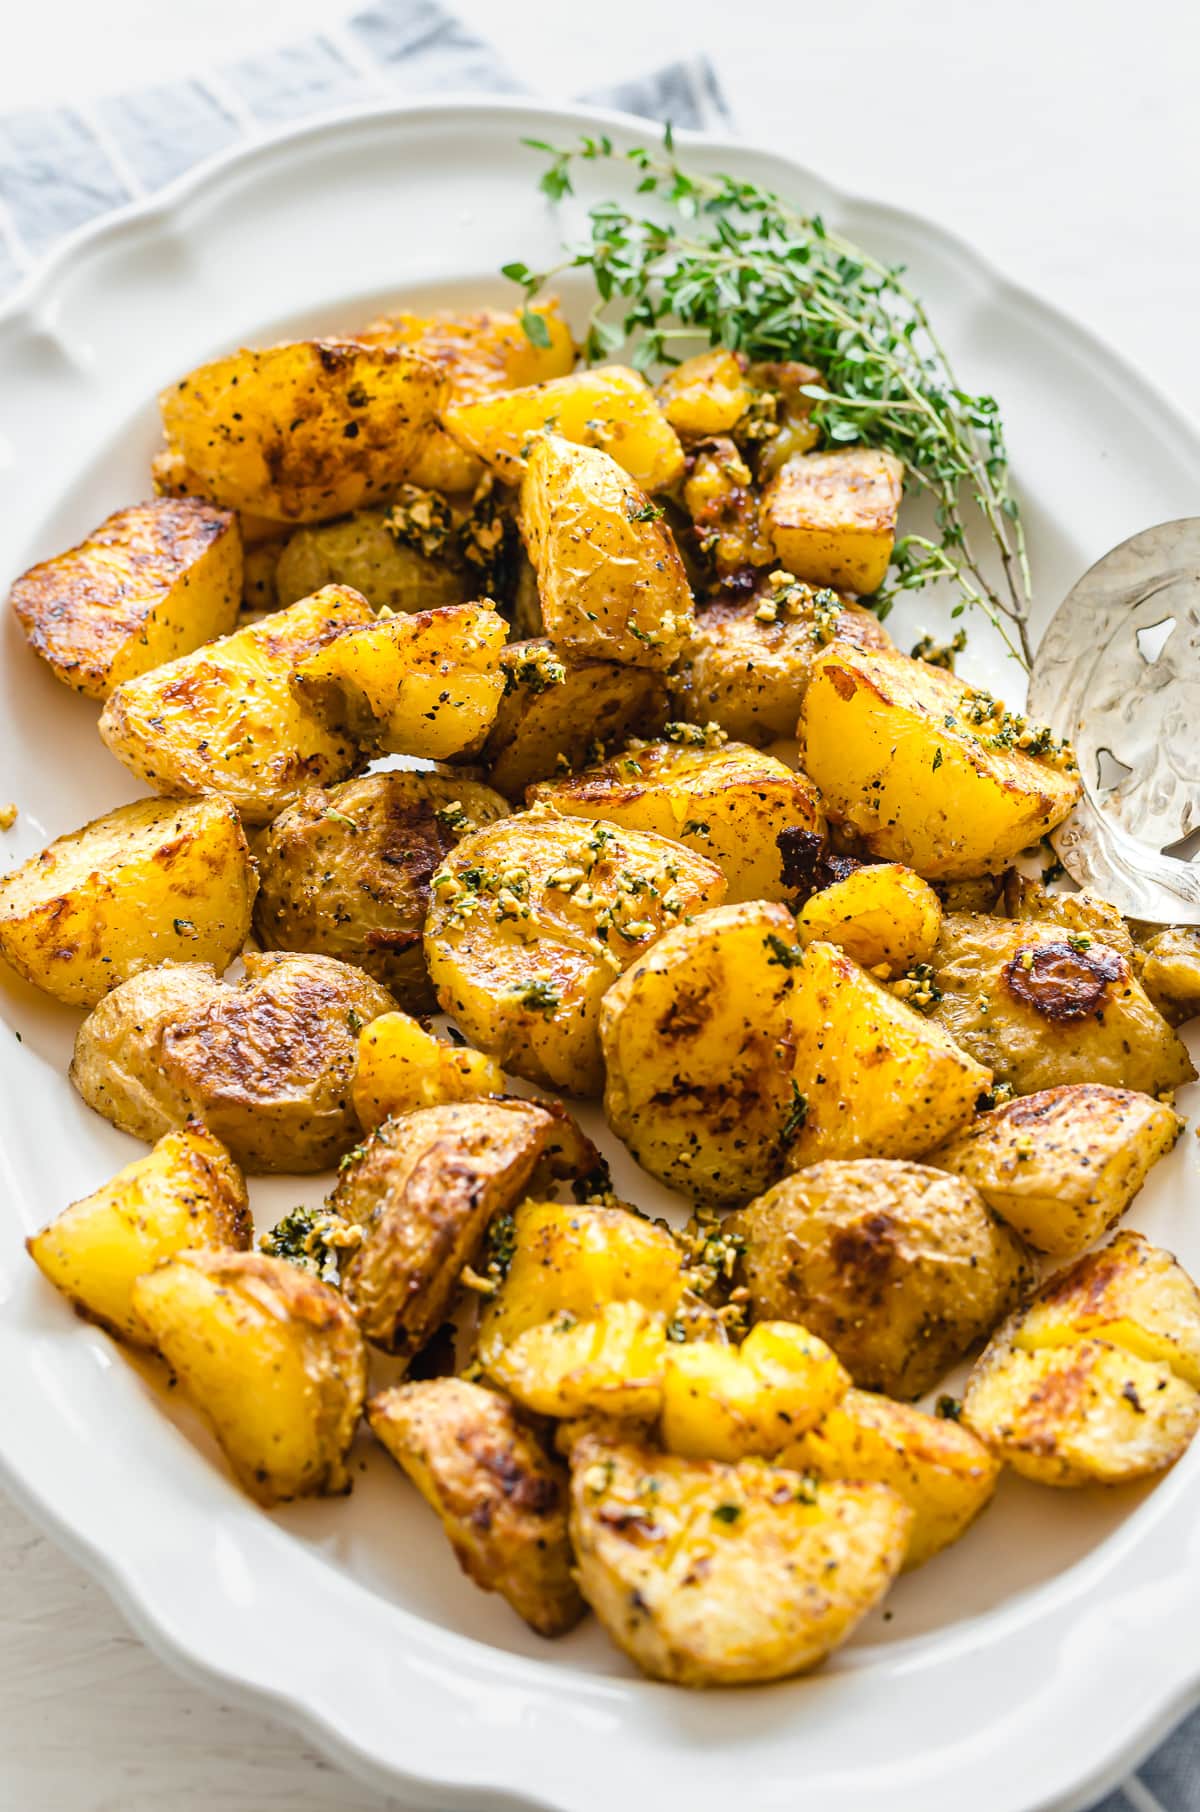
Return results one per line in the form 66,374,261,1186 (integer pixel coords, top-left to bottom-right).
132,1250,366,1505
764,448,904,594
0,795,256,1007
482,640,668,800
519,436,694,670
656,349,751,440
1135,925,1200,1025
796,862,942,977
425,805,724,1096
780,1389,999,1568
930,1084,1183,1256
444,366,685,492
274,509,470,614
569,1435,910,1684
98,584,375,824
1011,1231,1200,1388
9,498,240,700
157,339,443,522
368,1377,585,1636
661,1323,850,1461
801,644,1083,878
291,601,506,759
352,1012,503,1131
730,1159,1032,1399
529,736,824,903
27,1121,250,1344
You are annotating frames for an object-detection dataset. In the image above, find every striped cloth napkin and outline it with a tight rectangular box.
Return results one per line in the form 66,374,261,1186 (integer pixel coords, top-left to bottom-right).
0,5,1194,1808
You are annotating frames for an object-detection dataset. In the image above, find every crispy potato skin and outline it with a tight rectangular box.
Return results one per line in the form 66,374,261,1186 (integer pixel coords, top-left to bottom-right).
796,862,942,977
27,1120,251,1345
9,498,240,700
656,350,750,440
157,339,444,522
99,584,375,824
482,641,668,800
764,448,904,595
660,1322,850,1462
367,1377,585,1636
929,1084,1183,1256
529,739,825,903
928,913,1196,1097
133,1250,367,1506
569,1435,910,1685
801,645,1082,878
425,805,725,1096
730,1159,1033,1399
351,1012,504,1131
254,772,508,1010
519,436,695,670
274,510,470,614
0,795,257,1007
331,1099,557,1355
70,961,226,1142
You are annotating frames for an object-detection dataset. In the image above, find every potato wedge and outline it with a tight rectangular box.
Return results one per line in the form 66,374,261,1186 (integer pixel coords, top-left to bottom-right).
98,584,375,824
157,339,444,522
656,350,751,441
27,1121,251,1344
569,1434,910,1684
0,795,256,1007
424,805,725,1095
796,861,942,977
660,1322,850,1461
367,1377,585,1636
351,1012,503,1131
482,640,668,800
730,1159,1033,1399
764,448,904,594
929,1084,1183,1256
132,1250,367,1505
801,644,1083,878
274,509,470,614
291,600,506,759
9,498,240,700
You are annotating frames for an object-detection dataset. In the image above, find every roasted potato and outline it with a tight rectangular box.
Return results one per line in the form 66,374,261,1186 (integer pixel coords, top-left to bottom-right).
800,644,1083,878
0,795,257,1007
157,339,444,522
747,361,824,480
98,584,375,824
529,734,825,903
669,575,892,745
929,1084,1183,1256
274,508,470,614
780,1389,1000,1569
330,1098,559,1354
1135,925,1200,1025
730,1159,1033,1399
796,861,942,977
927,912,1196,1097
70,952,395,1171
764,448,904,595
519,436,695,670
682,437,774,578
351,1011,503,1130
481,640,668,800
291,600,506,759
242,538,285,613
253,771,508,1010
424,805,725,1095
367,1377,585,1636
660,1322,850,1461
132,1249,367,1505
656,349,751,440
1009,1230,1200,1388
569,1434,910,1684
444,366,685,492
9,498,240,700
27,1120,251,1344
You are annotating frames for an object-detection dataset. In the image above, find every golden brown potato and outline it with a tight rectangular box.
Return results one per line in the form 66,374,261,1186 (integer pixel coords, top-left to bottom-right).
1135,925,1200,1025
569,1434,910,1684
253,772,508,1010
27,1120,250,1344
0,796,256,1007
730,1159,1033,1398
780,1389,1000,1569
1009,1230,1200,1387
929,1084,1183,1256
241,538,285,614
796,862,942,977
927,912,1196,1098
519,436,695,670
529,734,825,903
274,509,470,614
682,437,774,579
351,1012,503,1131
330,1099,559,1355
660,1322,850,1461
481,640,669,800
157,339,444,522
98,585,375,824
70,952,395,1172
425,805,725,1095
656,350,751,440
747,361,824,480
291,600,506,759
133,1249,367,1505
801,644,1083,879
764,448,904,594
9,498,241,700
367,1377,585,1636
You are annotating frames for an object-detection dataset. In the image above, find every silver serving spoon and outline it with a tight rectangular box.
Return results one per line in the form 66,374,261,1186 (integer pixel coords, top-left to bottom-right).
1027,519,1200,924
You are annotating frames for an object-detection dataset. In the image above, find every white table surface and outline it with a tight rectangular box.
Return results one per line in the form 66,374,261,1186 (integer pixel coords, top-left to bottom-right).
2,2,1198,1807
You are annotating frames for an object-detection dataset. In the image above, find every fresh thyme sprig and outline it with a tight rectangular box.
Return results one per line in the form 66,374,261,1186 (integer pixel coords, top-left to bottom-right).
504,131,1033,666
